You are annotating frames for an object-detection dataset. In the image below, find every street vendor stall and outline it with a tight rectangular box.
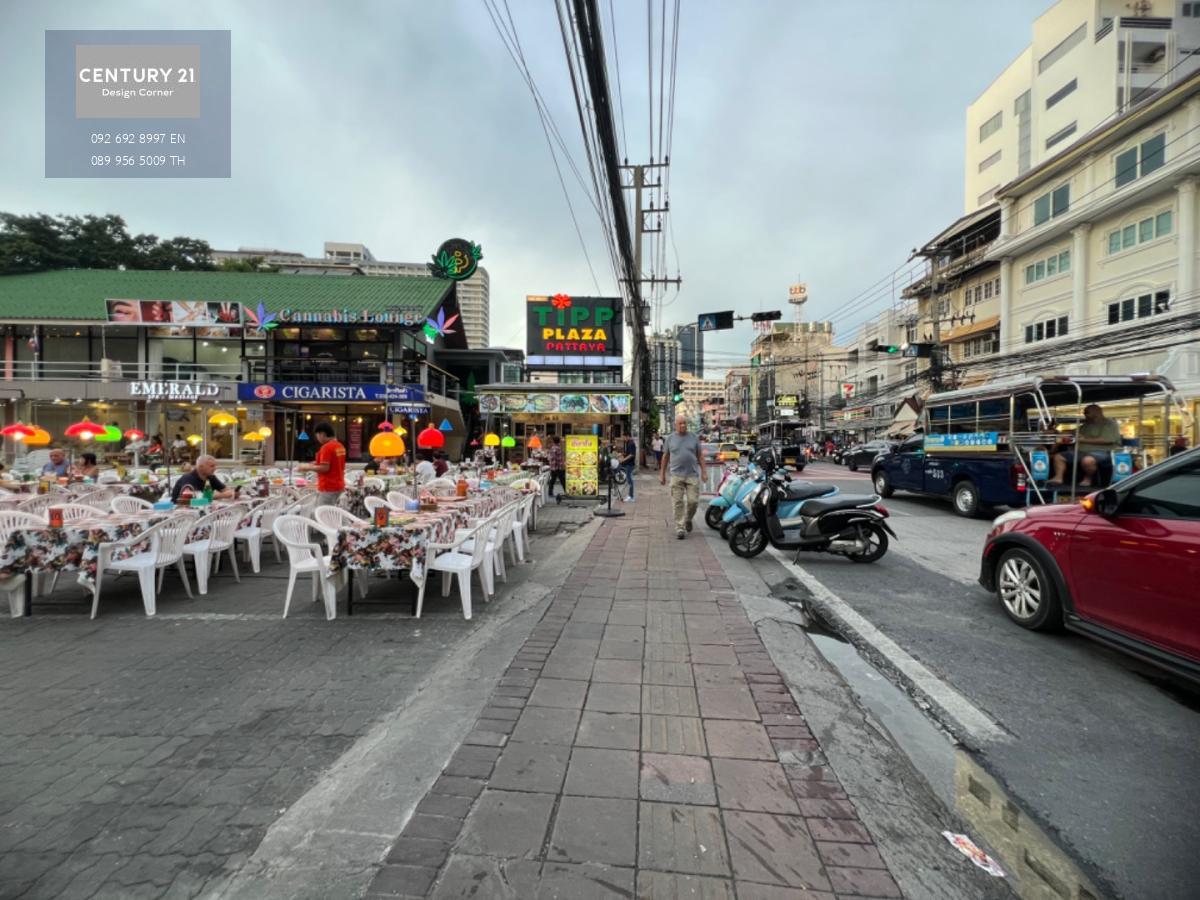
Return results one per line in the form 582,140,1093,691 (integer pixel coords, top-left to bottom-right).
475,383,632,500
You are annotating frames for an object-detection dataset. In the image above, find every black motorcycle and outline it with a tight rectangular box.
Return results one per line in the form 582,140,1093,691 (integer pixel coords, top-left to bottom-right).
729,450,894,563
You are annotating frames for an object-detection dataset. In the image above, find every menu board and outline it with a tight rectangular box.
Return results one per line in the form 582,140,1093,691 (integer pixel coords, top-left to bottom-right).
565,435,599,497
477,393,631,415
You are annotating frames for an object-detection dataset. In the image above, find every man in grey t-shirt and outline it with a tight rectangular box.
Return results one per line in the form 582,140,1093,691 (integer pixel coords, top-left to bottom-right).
659,415,706,538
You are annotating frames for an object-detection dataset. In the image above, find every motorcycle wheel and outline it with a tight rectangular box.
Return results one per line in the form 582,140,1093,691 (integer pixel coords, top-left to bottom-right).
845,523,888,563
705,504,725,529
729,523,768,558
720,521,734,540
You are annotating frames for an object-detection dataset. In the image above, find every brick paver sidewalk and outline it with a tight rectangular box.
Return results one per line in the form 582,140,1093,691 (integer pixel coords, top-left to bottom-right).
366,481,902,899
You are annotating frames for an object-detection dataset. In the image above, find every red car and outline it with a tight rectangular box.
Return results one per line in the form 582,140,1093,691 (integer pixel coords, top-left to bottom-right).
979,447,1200,683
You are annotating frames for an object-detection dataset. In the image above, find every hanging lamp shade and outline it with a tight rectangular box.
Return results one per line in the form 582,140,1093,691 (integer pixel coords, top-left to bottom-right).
243,431,264,442
208,411,238,426
1,423,36,439
369,431,406,457
297,430,310,441
439,418,453,431
23,427,51,446
527,434,542,450
501,435,516,448
186,434,203,446
483,432,500,447
470,438,481,447
65,417,106,440
95,425,123,442
417,425,446,450
257,425,272,437
123,428,146,441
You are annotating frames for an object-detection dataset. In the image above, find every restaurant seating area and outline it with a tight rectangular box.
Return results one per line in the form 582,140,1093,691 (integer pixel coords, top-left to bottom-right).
0,465,552,622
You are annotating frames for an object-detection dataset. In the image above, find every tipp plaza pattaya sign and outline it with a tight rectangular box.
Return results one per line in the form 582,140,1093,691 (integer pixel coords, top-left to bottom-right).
525,294,623,368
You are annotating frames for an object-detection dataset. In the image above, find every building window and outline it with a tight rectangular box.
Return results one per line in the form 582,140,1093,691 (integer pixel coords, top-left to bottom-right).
1045,122,1078,150
994,277,1001,295
1107,290,1171,324
1034,183,1070,225
1185,2,1200,17
1106,209,1172,254
1024,315,1068,343
1046,78,1078,109
984,281,993,299
979,150,1002,172
962,332,999,359
1038,23,1086,73
979,111,1003,142
1115,132,1167,188
1024,248,1071,285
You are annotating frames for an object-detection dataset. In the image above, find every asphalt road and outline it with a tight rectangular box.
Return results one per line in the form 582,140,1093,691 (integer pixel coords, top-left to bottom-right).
715,460,1200,900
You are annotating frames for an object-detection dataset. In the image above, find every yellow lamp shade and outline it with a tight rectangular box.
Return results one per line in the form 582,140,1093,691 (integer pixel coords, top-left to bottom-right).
186,434,202,446
24,427,51,446
257,425,272,437
369,432,406,457
243,431,264,442
208,412,238,426
483,432,500,447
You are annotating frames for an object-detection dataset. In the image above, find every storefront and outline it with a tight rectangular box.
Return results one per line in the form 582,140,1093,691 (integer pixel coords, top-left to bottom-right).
476,383,633,497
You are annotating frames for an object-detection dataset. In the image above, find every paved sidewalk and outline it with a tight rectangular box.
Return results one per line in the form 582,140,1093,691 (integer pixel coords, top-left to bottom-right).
368,480,902,899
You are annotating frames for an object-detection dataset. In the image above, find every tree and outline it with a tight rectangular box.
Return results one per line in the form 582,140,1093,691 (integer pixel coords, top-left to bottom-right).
216,255,277,273
0,213,73,273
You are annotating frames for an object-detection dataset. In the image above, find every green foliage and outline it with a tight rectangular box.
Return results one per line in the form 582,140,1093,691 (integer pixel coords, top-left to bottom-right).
216,255,277,273
0,212,215,275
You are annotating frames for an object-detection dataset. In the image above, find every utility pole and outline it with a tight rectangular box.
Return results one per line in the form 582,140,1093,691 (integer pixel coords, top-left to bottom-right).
622,161,682,462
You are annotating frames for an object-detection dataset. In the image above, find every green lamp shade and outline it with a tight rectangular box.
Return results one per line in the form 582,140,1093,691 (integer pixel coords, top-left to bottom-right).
501,435,516,448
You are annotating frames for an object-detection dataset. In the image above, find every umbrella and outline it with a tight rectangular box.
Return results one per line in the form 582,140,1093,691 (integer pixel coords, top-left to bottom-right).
417,426,445,450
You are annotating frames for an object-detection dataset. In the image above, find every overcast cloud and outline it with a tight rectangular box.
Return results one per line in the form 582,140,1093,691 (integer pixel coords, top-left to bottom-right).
0,0,1050,370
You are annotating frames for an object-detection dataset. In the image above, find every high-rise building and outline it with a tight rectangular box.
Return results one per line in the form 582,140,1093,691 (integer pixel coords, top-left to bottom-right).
211,240,491,349
964,0,1200,212
671,322,704,378
649,333,682,402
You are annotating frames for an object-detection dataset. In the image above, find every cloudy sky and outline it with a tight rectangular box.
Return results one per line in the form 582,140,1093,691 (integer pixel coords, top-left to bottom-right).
0,0,1050,372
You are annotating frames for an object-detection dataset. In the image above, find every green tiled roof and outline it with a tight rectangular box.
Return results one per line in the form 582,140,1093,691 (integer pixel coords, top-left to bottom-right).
0,269,453,321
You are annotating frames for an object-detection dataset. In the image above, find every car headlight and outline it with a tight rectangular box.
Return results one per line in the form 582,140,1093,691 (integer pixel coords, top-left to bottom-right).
991,509,1027,528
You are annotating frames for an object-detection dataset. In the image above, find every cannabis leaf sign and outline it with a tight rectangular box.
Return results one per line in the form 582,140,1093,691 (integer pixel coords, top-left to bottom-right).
428,238,483,281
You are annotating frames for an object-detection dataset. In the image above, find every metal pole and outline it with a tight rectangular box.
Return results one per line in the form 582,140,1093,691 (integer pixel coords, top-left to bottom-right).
631,164,644,471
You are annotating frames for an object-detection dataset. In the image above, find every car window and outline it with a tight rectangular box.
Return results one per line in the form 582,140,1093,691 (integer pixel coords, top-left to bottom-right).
899,435,924,453
1121,460,1200,520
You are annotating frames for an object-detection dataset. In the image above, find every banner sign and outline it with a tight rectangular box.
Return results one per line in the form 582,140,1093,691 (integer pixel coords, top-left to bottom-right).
130,380,221,400
238,382,425,403
526,294,623,367
477,392,631,415
774,394,799,409
107,299,241,326
926,432,999,452
565,434,599,498
387,402,432,416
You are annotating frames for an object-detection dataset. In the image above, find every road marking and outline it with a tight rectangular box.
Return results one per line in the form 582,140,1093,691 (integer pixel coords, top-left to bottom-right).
767,546,1010,746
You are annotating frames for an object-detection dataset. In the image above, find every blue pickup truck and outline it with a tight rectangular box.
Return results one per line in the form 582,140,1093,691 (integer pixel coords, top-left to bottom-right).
869,433,1026,517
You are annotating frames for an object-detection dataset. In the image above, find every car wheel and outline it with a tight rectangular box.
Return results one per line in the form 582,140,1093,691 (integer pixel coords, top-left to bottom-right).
848,459,858,472
729,523,767,558
952,480,981,517
872,470,894,498
996,548,1062,631
705,504,724,529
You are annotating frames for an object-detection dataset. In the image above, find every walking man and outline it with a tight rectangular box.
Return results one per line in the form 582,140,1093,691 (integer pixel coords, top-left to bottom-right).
652,433,664,467
660,414,705,539
619,432,637,501
548,435,567,500
299,422,346,506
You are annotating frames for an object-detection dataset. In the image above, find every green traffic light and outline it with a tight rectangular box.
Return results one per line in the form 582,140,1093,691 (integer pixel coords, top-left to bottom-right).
887,345,899,354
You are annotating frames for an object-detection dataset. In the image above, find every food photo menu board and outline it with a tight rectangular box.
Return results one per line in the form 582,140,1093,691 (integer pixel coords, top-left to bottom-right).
564,435,599,498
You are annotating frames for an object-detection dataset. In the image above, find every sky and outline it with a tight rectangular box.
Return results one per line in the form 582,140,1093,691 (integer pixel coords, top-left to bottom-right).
0,0,1052,374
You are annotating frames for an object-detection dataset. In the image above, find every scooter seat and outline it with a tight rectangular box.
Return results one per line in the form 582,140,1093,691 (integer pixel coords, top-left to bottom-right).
799,494,879,516
783,483,836,501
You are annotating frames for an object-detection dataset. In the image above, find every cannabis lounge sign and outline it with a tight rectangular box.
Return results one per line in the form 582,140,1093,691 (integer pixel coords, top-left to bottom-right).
526,294,623,358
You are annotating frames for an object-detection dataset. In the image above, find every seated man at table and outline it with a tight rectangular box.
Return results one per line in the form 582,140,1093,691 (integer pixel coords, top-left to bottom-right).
1047,404,1123,486
42,448,70,477
171,454,235,502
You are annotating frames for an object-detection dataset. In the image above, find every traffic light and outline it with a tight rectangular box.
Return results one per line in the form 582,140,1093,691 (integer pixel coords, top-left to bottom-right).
902,342,935,358
750,310,783,323
867,339,901,354
672,379,683,403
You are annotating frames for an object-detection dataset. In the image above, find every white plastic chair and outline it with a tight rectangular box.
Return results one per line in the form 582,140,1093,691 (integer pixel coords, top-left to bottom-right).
510,494,536,563
183,505,244,595
56,503,104,523
93,514,194,617
365,496,398,516
419,516,494,620
363,477,385,491
273,514,337,620
0,512,50,616
312,507,369,599
425,478,457,497
17,495,58,515
287,493,319,519
386,490,415,509
257,497,289,564
81,487,122,511
235,497,285,573
111,495,154,514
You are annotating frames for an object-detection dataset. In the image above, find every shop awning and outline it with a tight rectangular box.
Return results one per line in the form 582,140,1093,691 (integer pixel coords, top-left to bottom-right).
943,315,1000,343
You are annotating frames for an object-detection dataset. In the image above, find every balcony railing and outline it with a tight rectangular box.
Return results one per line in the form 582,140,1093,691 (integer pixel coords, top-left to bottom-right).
3,359,243,382
242,356,388,385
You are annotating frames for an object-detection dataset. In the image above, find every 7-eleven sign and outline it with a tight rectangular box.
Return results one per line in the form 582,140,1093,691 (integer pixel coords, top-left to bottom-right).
841,382,856,400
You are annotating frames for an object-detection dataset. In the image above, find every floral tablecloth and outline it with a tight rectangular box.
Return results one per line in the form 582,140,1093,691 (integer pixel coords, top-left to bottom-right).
0,514,165,589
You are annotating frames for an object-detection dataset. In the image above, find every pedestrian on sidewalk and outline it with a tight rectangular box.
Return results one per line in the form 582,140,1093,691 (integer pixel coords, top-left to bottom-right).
660,414,705,539
619,432,637,501
652,433,664,467
547,435,566,499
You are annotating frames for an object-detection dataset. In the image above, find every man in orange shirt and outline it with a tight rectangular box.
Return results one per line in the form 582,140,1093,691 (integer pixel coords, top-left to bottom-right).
300,422,346,507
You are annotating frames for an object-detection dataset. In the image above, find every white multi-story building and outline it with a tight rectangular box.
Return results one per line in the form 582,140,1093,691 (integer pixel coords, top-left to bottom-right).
648,332,682,404
211,240,491,349
676,372,726,428
966,0,1200,213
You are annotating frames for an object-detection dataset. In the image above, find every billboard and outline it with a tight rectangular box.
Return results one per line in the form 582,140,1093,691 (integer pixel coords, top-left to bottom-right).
107,299,242,326
526,294,623,368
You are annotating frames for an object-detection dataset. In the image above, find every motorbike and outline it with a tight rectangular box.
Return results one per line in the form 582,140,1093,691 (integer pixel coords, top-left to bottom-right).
728,450,894,563
705,465,753,529
719,468,838,539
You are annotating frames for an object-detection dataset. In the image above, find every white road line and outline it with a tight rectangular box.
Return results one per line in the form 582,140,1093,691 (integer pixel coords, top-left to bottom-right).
768,546,1010,745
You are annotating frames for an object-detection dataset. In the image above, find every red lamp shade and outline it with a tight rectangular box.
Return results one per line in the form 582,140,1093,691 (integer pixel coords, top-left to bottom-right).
417,425,445,450
124,428,146,441
1,423,36,439
65,417,106,440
